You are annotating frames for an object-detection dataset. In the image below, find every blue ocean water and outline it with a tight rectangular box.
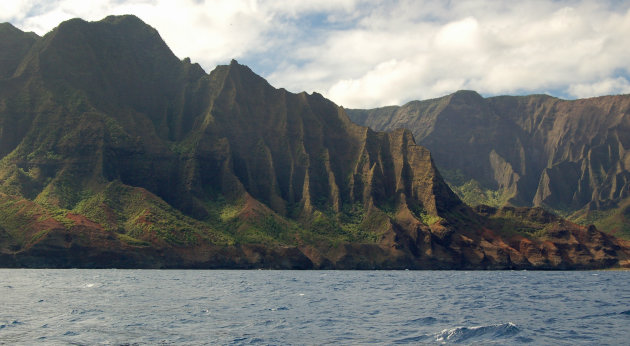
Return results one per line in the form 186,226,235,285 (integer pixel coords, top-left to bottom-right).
0,270,629,345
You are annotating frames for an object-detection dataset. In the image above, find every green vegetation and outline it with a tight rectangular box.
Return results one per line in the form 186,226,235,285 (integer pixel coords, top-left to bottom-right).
49,208,75,228
419,212,443,226
116,233,150,247
29,229,50,244
485,208,558,239
0,194,75,248
571,200,630,240
0,196,36,246
196,192,382,246
441,169,510,207
73,181,233,246
408,203,443,226
338,203,379,241
203,196,293,245
306,204,383,244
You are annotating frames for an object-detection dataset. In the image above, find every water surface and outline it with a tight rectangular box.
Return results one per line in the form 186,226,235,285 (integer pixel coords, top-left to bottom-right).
1,270,629,344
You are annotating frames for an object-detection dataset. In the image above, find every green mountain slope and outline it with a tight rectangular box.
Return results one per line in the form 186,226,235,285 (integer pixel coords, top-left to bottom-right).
0,16,628,269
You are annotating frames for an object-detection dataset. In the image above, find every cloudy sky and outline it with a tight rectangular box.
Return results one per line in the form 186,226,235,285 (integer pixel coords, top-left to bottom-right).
2,0,630,108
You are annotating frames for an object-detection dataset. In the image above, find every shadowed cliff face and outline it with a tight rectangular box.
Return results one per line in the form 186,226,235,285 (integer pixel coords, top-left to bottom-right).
489,95,630,212
0,15,628,269
348,91,630,238
191,61,461,218
0,23,39,79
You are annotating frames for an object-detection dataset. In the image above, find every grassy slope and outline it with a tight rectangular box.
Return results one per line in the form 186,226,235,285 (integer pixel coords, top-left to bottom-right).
440,169,512,208
571,199,630,240
441,168,630,240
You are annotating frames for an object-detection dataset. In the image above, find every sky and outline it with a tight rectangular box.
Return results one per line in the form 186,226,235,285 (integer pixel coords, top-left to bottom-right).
2,0,630,109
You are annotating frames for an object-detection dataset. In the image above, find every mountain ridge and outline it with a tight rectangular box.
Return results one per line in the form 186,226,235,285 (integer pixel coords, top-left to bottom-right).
348,90,630,238
1,15,628,269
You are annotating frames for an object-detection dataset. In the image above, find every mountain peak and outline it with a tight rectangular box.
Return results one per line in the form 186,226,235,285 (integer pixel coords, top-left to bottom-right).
219,58,273,91
21,15,190,129
450,90,484,102
0,22,39,78
53,17,88,32
0,22,39,40
226,59,254,73
101,14,146,25
53,14,150,31
0,22,21,34
38,14,179,70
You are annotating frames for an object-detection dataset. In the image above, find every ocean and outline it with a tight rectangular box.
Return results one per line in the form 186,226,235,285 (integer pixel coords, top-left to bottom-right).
1,269,629,345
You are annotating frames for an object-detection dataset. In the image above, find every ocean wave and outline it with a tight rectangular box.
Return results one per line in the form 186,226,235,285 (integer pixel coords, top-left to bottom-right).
435,322,520,343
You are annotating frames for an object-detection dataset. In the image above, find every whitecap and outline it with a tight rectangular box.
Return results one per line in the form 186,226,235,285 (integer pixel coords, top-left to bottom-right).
435,322,520,343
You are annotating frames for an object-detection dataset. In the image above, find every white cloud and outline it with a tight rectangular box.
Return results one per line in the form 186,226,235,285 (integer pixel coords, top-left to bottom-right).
2,0,361,72
568,77,630,98
318,1,630,107
433,17,481,52
3,0,630,108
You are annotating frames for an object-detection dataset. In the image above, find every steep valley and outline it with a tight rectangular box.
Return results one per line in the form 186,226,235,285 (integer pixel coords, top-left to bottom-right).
348,91,630,239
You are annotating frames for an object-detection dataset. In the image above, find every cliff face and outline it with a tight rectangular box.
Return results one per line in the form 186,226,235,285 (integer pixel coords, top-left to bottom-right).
0,16,628,269
348,91,630,238
489,95,630,212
